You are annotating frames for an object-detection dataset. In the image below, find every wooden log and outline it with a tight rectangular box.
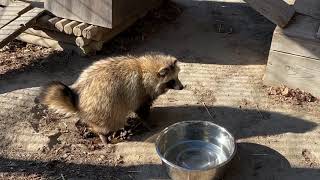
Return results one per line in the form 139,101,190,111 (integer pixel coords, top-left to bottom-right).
0,7,45,48
294,0,320,20
243,0,295,28
16,32,70,50
263,50,320,97
73,22,89,37
24,27,76,44
90,41,103,51
82,25,103,40
75,36,91,47
54,18,71,32
0,0,11,6
63,20,80,35
16,32,93,56
48,17,61,26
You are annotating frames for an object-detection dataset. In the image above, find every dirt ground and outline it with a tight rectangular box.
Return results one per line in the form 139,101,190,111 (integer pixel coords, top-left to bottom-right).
0,0,320,179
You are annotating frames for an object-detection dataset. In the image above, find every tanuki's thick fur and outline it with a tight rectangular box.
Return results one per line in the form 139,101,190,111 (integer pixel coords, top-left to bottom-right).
39,53,183,144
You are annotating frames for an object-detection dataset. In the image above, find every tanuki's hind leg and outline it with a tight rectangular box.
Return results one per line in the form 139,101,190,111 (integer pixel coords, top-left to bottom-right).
135,100,153,130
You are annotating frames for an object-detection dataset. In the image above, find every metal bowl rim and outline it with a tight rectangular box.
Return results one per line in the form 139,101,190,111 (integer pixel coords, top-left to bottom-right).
155,120,237,172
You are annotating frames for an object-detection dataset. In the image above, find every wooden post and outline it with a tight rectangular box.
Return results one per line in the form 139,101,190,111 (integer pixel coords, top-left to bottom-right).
64,21,80,35
73,22,89,37
55,18,71,32
75,36,91,47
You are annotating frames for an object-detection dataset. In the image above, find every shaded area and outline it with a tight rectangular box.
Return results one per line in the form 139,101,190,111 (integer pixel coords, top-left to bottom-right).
1,143,320,180
140,105,317,142
0,0,277,94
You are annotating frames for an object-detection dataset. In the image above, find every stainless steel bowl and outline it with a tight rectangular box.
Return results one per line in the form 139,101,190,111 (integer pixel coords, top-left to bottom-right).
156,121,236,180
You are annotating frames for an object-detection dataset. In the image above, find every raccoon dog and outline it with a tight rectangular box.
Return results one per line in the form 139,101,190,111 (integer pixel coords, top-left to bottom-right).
39,53,183,144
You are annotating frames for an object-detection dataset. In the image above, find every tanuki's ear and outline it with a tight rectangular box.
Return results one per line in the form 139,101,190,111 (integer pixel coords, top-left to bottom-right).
158,67,169,77
169,59,178,69
173,59,178,65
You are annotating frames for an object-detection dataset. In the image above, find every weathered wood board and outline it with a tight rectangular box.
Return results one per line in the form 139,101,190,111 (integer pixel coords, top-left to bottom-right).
0,7,45,48
243,0,295,28
0,0,12,6
264,51,320,97
271,33,320,60
294,0,320,20
271,15,320,59
0,1,31,29
44,0,162,28
275,15,320,41
264,15,320,97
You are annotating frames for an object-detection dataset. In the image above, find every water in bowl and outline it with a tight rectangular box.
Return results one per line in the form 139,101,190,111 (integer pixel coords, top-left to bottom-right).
164,140,228,170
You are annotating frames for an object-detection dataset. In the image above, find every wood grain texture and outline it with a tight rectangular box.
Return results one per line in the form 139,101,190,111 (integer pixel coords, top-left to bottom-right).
44,0,162,28
63,20,79,35
0,7,45,48
73,22,89,36
16,32,93,56
0,1,31,28
24,27,76,44
75,36,91,47
274,14,320,41
54,18,71,32
271,33,320,60
243,0,295,27
294,0,320,20
264,50,320,97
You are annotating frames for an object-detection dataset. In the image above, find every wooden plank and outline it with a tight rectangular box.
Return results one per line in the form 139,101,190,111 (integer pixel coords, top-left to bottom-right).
44,0,162,28
271,33,320,60
0,2,31,29
45,0,113,28
0,0,11,6
274,14,320,42
294,0,320,20
0,7,45,48
264,50,320,97
243,0,295,28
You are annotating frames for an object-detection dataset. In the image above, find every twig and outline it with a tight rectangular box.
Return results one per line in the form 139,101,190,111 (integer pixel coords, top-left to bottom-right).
128,170,141,173
60,174,65,180
250,153,270,156
255,104,265,121
128,174,135,180
202,102,215,121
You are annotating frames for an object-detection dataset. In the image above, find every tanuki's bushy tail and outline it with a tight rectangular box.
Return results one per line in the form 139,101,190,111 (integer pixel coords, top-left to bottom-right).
39,81,78,114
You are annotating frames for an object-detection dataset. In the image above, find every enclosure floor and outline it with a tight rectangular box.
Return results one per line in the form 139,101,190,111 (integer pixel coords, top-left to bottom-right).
0,0,319,179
